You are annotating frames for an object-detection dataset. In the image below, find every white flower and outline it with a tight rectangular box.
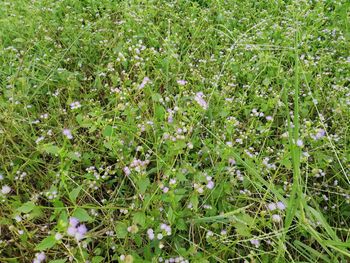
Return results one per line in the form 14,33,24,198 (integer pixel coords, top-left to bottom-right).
1,185,11,195
250,239,260,248
272,214,282,223
55,233,63,240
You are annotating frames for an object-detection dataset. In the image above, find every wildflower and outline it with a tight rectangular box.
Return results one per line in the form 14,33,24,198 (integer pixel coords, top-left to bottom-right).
177,80,187,85
220,229,227,235
162,187,169,193
206,180,215,189
138,77,150,89
157,233,163,240
127,225,139,234
35,136,45,144
266,115,273,121
62,129,73,139
194,92,208,110
55,233,63,240
267,203,277,211
272,214,282,223
147,228,155,240
67,226,77,236
69,217,79,227
250,239,260,248
296,139,303,147
70,101,81,110
228,158,236,165
125,255,134,263
169,179,176,185
206,231,214,238
33,252,46,263
67,217,87,241
123,166,131,176
276,201,286,210
1,185,11,195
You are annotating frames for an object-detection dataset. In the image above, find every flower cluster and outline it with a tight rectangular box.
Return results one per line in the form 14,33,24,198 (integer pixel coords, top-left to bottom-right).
33,252,46,263
194,92,208,110
67,217,88,241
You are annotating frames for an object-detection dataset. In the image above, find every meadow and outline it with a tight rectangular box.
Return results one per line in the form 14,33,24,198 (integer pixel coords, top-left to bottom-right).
0,0,350,262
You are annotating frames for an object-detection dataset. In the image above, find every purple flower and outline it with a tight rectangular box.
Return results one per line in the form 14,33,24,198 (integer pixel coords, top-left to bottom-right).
206,181,215,189
69,217,79,227
194,92,208,110
276,201,286,210
67,217,88,241
67,226,77,236
138,77,150,89
123,166,131,176
267,203,277,211
62,129,73,139
250,239,260,248
177,80,187,85
77,224,87,235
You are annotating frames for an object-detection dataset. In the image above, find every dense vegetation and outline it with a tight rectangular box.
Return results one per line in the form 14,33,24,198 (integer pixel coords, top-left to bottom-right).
0,0,349,262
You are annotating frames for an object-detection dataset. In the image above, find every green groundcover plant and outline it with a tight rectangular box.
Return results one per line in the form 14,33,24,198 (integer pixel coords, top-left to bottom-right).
0,0,350,262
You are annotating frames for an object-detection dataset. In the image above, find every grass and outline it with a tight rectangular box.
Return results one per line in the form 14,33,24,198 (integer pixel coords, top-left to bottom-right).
0,0,350,262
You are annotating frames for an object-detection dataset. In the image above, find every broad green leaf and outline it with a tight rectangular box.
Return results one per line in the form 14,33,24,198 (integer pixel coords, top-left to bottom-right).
36,236,57,251
17,202,36,213
69,186,82,203
92,256,104,263
49,259,67,263
133,212,146,227
49,260,67,263
115,222,128,238
72,208,92,222
137,177,150,194
42,145,60,155
103,125,113,137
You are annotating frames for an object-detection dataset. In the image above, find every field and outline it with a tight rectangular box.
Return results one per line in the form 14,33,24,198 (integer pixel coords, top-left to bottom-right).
1,0,350,262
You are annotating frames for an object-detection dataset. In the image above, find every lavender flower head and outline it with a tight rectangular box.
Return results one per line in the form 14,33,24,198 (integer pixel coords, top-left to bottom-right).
62,129,73,139
194,92,208,110
67,217,87,241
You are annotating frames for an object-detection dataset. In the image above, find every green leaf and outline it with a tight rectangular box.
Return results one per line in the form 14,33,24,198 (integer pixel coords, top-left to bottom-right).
103,125,113,137
133,212,146,227
92,256,104,263
115,222,128,238
67,151,81,161
36,236,57,251
72,208,92,222
69,186,82,203
42,144,60,155
49,260,67,263
17,202,36,213
137,177,150,194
